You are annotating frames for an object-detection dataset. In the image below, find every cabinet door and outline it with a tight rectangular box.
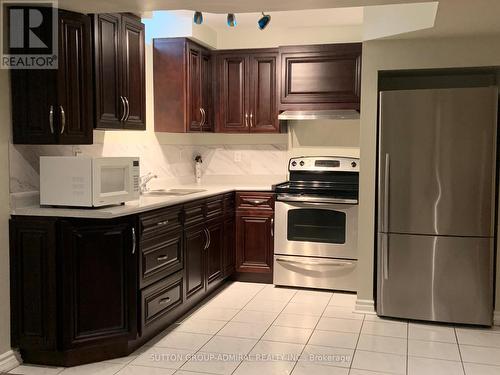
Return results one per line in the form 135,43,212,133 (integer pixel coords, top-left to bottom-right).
217,54,249,132
10,218,57,350
280,43,362,110
187,45,203,131
58,10,93,144
93,14,123,129
121,15,146,130
201,51,214,132
206,219,223,289
249,53,279,133
10,69,58,144
236,212,274,273
223,216,236,277
60,219,138,348
184,225,207,300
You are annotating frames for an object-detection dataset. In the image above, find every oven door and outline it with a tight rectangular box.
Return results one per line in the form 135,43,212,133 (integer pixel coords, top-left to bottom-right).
274,199,358,259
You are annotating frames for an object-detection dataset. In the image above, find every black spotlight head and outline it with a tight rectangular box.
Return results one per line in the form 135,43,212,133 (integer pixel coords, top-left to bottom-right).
193,11,203,25
227,13,237,27
258,12,271,30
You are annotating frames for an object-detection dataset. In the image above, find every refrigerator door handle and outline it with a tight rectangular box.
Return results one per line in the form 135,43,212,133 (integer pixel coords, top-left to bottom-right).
382,233,389,280
383,153,390,232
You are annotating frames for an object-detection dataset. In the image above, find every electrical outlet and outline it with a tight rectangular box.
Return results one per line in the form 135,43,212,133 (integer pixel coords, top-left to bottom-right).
234,151,242,162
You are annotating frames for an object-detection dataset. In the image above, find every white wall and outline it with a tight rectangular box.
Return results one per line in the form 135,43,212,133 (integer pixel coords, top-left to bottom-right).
357,35,500,316
0,70,13,356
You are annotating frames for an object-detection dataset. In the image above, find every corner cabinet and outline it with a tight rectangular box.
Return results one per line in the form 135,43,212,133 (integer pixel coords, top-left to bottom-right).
10,216,138,366
279,43,362,111
235,192,275,283
10,9,93,144
153,38,214,132
93,13,146,130
216,49,280,133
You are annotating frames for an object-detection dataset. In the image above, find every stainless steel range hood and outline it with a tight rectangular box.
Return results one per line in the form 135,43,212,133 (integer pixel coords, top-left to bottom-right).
278,110,360,121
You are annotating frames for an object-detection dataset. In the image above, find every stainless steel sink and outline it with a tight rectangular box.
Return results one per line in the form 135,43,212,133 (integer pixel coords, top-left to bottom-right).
142,188,207,196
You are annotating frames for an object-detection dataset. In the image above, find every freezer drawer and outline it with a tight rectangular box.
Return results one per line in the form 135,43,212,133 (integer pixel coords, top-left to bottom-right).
274,255,357,292
377,233,494,325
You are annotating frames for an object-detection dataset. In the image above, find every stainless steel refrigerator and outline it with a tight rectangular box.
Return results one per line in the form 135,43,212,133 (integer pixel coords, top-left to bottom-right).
377,86,498,325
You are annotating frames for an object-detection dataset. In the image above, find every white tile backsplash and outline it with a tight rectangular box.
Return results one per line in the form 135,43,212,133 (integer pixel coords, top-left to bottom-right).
9,142,288,193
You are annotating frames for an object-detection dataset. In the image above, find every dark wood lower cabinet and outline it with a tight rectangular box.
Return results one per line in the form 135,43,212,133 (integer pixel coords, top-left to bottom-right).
10,216,137,366
234,192,275,283
10,191,272,366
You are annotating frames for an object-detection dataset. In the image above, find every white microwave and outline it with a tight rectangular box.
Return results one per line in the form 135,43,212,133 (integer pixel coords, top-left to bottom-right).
40,156,140,207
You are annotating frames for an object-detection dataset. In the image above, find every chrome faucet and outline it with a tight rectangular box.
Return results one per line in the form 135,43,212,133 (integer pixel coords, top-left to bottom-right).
139,172,158,194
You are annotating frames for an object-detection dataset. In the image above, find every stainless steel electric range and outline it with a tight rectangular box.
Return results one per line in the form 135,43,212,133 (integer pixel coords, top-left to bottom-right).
273,156,359,291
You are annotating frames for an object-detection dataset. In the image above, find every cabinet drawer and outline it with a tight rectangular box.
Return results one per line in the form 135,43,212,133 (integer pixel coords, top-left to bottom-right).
184,199,205,227
206,195,223,219
140,230,183,288
141,272,183,328
236,192,274,211
140,206,182,237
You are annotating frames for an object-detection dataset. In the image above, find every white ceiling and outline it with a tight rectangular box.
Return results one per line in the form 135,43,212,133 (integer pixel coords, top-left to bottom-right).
56,0,500,39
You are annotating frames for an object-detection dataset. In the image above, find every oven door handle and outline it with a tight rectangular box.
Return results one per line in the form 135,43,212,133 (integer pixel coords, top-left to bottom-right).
275,258,355,267
277,194,358,205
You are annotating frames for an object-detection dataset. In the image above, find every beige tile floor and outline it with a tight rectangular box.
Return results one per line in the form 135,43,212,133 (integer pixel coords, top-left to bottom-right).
8,282,500,375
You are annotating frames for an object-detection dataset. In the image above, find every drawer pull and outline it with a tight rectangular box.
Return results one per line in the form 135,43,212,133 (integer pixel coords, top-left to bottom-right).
157,220,169,226
157,255,169,261
159,297,171,305
244,199,266,205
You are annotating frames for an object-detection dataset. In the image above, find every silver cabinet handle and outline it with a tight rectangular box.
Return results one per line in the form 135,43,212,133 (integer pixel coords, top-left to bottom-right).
244,199,266,205
131,227,136,254
120,96,126,122
202,108,206,128
245,112,248,127
159,297,171,305
276,258,355,267
271,218,274,237
124,96,130,122
157,220,169,226
157,254,169,261
250,112,253,128
59,105,65,134
203,228,209,250
383,153,390,232
49,105,54,134
207,228,211,249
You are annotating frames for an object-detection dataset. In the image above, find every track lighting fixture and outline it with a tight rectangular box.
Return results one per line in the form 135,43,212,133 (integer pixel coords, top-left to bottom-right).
258,12,271,30
193,11,203,25
227,13,237,27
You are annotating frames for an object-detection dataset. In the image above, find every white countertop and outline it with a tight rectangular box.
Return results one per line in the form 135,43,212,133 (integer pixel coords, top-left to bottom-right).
10,183,281,219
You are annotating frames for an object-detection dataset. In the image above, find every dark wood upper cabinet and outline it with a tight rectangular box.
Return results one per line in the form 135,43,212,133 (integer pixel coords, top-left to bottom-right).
217,53,249,132
280,43,362,111
250,53,279,132
10,9,93,144
93,13,145,130
153,38,213,133
216,49,279,133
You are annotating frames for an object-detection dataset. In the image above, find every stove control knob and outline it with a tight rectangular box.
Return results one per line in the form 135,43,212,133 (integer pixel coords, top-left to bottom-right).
291,161,297,167
299,161,305,166
351,161,357,168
